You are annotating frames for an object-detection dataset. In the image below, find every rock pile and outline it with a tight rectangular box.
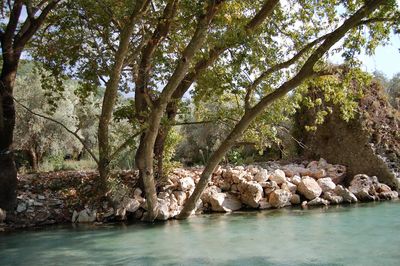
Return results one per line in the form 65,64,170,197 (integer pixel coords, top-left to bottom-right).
2,159,398,230
94,158,398,221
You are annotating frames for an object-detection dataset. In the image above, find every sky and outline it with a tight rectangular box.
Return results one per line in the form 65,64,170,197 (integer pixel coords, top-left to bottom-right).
353,34,400,79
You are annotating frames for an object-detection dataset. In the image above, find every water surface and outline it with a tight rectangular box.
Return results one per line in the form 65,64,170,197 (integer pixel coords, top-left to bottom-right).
1,201,399,265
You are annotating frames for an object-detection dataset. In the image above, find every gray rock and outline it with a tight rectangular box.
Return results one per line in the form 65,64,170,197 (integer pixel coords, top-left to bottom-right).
269,189,291,208
202,187,241,212
323,191,343,204
156,199,170,220
254,169,269,182
238,181,263,208
290,175,302,185
297,176,322,200
281,182,297,194
179,177,195,191
270,169,286,184
76,209,97,223
16,203,27,213
349,174,379,201
37,195,45,200
307,197,329,206
124,198,140,213
327,165,346,184
317,177,336,192
379,191,398,200
335,185,358,203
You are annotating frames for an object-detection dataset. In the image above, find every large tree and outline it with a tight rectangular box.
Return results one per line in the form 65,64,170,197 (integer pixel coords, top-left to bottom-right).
0,0,60,210
30,0,399,221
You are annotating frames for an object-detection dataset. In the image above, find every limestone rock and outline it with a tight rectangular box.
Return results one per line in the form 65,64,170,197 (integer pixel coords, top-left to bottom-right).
327,165,346,184
379,191,398,200
157,199,170,220
264,181,278,195
281,182,297,194
238,181,263,208
317,178,336,192
179,177,195,191
0,208,6,223
335,185,358,203
323,191,343,204
297,176,322,200
269,189,292,208
76,209,97,223
307,197,329,206
270,169,286,184
290,175,302,185
124,198,140,213
290,194,301,205
349,174,379,201
208,192,242,212
254,169,269,183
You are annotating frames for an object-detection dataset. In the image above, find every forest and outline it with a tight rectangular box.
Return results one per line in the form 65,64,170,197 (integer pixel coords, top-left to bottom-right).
0,0,400,227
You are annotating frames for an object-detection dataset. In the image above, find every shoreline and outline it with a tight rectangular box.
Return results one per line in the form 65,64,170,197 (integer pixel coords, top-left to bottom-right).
1,159,399,232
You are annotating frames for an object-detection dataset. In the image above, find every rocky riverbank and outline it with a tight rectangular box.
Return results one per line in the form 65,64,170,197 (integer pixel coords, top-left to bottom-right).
1,159,398,231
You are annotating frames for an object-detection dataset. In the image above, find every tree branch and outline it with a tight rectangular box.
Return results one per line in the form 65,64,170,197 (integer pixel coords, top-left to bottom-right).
244,32,332,110
109,130,143,161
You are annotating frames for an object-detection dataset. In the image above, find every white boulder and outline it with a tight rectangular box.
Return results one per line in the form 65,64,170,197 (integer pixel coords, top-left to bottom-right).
297,176,322,200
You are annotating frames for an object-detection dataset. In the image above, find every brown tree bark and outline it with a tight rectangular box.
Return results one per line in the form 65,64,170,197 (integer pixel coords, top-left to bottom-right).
177,0,386,219
0,62,18,210
0,0,60,210
97,0,150,197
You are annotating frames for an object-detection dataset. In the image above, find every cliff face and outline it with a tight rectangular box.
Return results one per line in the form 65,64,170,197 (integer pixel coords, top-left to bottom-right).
295,81,400,190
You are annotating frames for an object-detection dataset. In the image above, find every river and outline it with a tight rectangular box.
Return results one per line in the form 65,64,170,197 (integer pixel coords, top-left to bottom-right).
1,201,399,265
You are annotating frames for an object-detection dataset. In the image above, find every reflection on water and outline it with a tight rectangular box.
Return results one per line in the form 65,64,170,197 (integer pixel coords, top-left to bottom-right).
0,201,399,266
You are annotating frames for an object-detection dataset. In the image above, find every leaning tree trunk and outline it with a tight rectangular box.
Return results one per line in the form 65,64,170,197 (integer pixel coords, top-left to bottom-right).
0,63,18,211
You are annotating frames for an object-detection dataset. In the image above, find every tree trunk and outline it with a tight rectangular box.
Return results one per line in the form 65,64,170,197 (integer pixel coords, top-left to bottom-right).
29,148,39,171
0,63,18,211
97,2,148,197
135,131,159,222
153,126,166,179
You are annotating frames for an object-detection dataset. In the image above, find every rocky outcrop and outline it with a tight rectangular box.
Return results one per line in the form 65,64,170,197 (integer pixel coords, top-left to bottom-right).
295,79,400,190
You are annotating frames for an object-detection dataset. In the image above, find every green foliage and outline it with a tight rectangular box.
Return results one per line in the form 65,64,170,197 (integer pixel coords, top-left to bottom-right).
161,127,183,175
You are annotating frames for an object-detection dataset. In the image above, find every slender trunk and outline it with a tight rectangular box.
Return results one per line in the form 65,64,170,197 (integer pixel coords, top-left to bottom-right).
97,2,148,197
29,148,38,171
0,62,18,211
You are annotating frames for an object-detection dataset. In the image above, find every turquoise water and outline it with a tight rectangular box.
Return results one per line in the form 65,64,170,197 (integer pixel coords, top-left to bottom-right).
0,201,399,266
